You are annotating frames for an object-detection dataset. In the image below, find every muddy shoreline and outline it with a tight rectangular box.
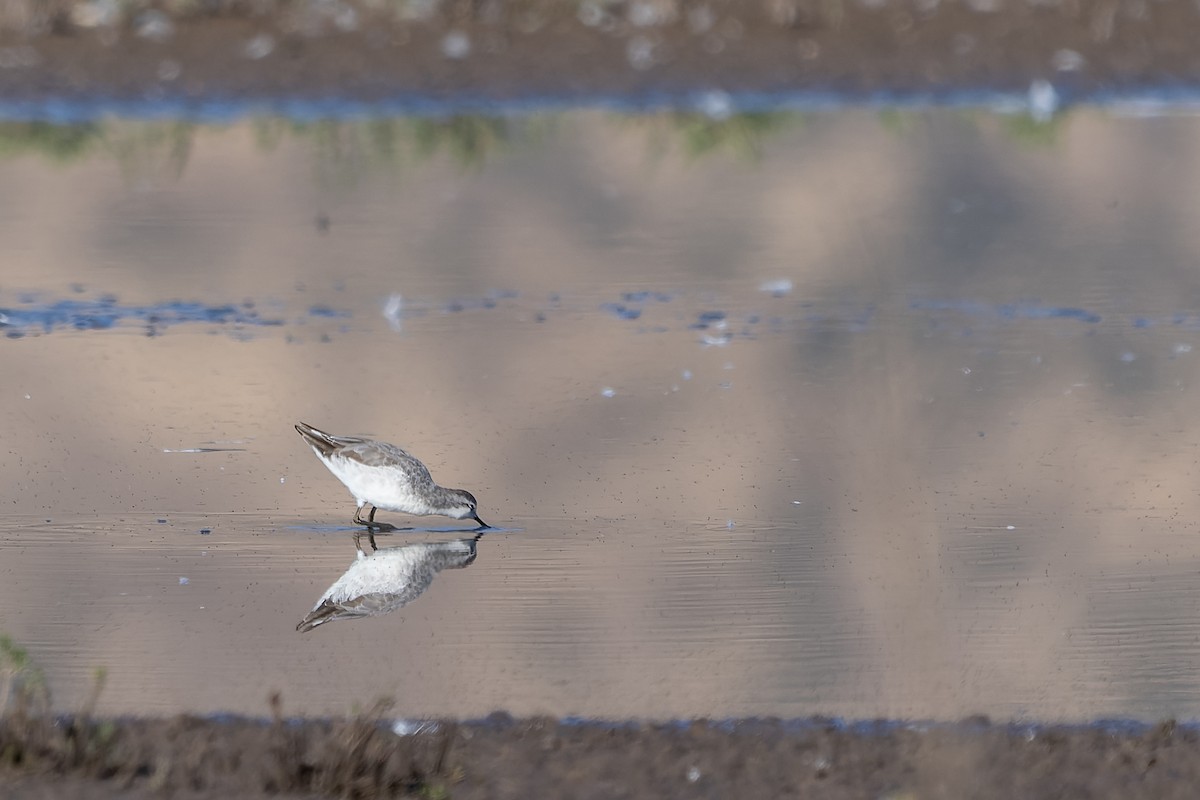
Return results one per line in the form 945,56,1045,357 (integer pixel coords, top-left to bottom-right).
0,2,1196,116
4,711,1199,799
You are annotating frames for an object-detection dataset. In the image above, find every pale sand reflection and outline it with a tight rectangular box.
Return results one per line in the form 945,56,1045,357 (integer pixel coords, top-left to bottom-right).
2,112,1200,721
297,532,482,632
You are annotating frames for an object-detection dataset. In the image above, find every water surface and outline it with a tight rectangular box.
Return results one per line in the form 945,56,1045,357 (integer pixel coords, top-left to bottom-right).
3,109,1200,722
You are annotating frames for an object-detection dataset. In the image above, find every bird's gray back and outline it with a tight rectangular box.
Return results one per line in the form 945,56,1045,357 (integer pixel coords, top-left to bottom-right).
338,440,434,486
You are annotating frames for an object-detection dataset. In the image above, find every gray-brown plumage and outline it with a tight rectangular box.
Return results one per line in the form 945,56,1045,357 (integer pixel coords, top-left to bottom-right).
295,421,487,530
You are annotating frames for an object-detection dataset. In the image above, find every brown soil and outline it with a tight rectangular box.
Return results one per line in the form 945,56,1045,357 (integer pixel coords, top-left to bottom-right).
3,709,1199,799
0,1,1195,109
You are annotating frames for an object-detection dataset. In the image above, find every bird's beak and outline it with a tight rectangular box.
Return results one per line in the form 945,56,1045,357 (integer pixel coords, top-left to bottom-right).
471,514,489,529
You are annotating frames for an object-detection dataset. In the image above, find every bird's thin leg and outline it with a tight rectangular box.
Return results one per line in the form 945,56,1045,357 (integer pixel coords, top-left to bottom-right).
368,531,378,551
353,503,395,532
353,531,367,555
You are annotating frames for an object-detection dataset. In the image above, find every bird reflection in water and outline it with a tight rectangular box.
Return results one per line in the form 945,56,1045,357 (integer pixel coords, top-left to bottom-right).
297,530,482,632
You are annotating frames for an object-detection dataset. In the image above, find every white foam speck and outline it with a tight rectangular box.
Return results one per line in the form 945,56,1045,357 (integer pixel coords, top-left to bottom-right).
759,278,793,296
383,293,404,333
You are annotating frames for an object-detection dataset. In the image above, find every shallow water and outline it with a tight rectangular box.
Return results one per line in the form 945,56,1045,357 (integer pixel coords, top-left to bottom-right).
3,109,1200,722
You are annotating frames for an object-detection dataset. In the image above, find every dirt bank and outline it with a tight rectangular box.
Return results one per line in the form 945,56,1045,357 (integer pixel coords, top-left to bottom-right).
0,0,1195,112
2,710,1198,799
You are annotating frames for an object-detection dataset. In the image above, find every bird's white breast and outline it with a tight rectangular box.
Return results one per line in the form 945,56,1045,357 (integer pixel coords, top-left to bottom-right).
318,451,437,515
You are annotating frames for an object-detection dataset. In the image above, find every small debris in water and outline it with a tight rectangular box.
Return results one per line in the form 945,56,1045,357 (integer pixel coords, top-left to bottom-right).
693,310,727,328
726,520,735,529
700,331,729,347
697,90,733,120
687,766,701,782
601,387,616,398
383,293,404,333
1028,79,1059,122
392,719,439,736
681,370,692,380
179,577,189,585
759,278,793,297
1052,49,1085,71
156,519,167,524
199,528,211,535
1119,352,1137,363
601,303,642,320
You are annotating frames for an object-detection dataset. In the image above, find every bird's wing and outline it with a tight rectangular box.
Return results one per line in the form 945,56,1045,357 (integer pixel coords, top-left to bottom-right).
341,441,434,482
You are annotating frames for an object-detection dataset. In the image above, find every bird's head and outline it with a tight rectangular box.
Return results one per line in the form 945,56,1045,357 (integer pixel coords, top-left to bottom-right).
450,489,488,529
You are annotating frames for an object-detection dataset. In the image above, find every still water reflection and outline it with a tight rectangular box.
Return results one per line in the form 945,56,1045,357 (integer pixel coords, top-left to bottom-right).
1,109,1200,723
297,532,482,633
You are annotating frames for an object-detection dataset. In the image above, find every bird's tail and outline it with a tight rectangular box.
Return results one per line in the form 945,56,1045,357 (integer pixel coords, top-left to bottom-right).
295,601,338,633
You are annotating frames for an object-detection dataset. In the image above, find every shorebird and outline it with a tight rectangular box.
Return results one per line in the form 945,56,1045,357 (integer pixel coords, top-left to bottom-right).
296,532,481,632
295,421,487,531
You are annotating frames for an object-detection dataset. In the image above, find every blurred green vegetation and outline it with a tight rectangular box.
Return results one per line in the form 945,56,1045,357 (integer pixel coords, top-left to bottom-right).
0,121,101,162
999,113,1066,148
636,111,801,162
0,107,1072,182
0,634,50,717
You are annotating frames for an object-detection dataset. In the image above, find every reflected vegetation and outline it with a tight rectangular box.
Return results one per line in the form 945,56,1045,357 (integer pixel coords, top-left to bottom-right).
635,111,798,162
297,533,483,633
0,108,1071,181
